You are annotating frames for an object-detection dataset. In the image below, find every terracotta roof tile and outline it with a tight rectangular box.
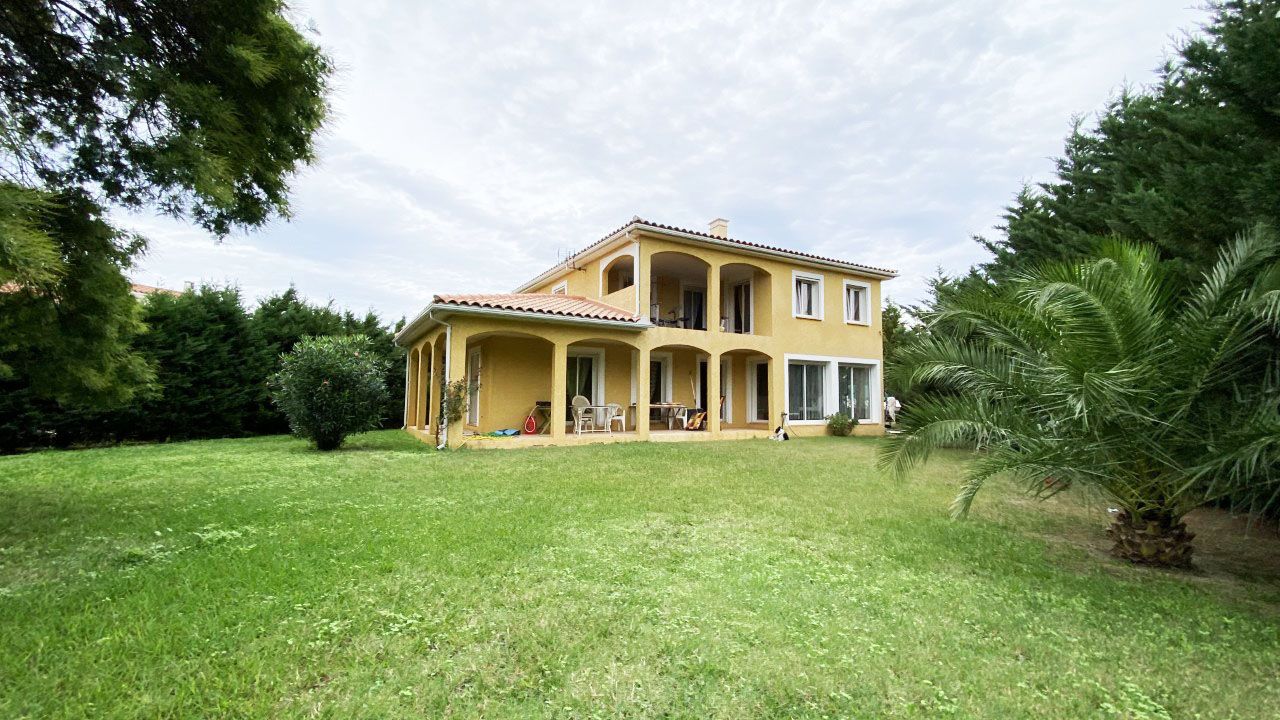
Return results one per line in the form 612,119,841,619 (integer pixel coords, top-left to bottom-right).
130,283,182,297
631,219,898,276
519,217,897,290
434,293,640,323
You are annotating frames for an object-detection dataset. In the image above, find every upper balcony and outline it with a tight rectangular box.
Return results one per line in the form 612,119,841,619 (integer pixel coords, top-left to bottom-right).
648,251,772,338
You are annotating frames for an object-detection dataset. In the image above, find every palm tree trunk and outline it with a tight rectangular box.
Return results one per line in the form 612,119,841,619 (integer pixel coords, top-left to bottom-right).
1106,511,1195,568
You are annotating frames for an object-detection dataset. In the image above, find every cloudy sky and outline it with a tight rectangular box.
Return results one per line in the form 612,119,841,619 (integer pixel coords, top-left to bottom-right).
124,1,1207,321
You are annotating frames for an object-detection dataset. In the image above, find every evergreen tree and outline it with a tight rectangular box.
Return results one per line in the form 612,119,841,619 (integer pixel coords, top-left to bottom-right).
980,0,1280,281
121,287,263,441
249,287,344,432
0,0,331,405
0,189,154,406
341,311,407,428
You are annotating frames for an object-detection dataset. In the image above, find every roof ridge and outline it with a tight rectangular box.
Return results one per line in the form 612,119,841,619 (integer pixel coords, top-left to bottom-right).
517,217,897,291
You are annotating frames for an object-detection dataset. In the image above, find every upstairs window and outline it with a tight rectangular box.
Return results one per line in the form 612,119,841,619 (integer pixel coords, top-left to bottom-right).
551,281,568,295
793,271,823,319
843,280,870,325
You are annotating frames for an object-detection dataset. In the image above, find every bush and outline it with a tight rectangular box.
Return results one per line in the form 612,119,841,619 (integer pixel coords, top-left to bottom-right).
271,335,389,450
826,413,857,436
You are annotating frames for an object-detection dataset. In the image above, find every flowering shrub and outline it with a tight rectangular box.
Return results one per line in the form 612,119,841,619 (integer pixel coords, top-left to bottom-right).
271,335,389,450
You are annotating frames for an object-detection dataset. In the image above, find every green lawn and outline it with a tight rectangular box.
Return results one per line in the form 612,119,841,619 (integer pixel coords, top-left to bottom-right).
1,432,1278,718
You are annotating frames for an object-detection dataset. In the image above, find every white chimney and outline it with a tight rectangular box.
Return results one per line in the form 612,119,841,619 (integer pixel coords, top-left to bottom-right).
708,218,729,238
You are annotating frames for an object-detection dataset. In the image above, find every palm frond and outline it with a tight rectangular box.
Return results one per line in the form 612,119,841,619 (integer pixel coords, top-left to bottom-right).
882,229,1278,526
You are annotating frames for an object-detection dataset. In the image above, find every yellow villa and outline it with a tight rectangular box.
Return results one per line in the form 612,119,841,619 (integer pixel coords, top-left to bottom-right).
395,217,897,449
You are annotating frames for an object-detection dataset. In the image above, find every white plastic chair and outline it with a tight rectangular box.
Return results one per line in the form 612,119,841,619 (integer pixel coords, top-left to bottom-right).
571,395,593,435
606,403,624,433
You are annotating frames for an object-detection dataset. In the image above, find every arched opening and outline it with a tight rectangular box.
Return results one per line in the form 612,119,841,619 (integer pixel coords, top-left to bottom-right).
415,345,432,429
405,347,421,428
649,251,711,330
601,254,635,294
430,333,448,442
648,342,711,431
563,337,640,432
462,331,556,435
719,262,772,336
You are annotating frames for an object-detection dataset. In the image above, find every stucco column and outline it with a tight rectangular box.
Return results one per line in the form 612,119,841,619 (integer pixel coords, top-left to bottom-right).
405,349,419,428
551,341,568,439
635,345,651,440
445,329,468,448
707,351,721,435
768,354,786,432
707,262,721,332
637,245,652,322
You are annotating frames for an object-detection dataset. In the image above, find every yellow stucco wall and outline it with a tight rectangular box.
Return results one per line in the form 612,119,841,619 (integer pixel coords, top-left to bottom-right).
402,227,889,446
468,335,553,433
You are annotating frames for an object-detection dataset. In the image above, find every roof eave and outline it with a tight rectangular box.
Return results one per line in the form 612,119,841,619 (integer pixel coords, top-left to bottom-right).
512,224,634,292
394,302,650,346
512,221,898,291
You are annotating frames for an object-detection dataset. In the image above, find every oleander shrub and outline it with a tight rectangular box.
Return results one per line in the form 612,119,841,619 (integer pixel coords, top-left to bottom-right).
271,335,389,451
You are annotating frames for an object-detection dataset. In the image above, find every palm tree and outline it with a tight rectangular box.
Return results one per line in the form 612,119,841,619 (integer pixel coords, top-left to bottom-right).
880,229,1280,568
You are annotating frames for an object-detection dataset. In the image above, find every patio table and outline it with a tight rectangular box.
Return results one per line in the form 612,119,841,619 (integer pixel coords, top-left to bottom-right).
649,402,687,430
579,405,615,433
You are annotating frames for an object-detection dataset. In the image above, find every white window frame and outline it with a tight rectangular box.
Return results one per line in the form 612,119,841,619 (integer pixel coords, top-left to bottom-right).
695,355,707,409
648,351,673,403
551,280,568,295
723,279,755,334
692,354,732,421
566,347,606,406
678,281,707,330
783,353,882,425
792,270,824,320
720,355,733,423
843,279,871,325
746,357,770,424
466,347,482,426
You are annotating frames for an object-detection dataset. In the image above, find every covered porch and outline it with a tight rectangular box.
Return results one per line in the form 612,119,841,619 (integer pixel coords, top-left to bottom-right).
456,427,772,450
400,312,785,449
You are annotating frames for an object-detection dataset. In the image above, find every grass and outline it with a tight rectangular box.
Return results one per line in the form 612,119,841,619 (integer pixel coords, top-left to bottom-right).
1,432,1278,719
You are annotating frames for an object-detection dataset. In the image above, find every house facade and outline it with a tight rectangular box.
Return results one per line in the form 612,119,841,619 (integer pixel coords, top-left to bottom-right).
394,217,896,448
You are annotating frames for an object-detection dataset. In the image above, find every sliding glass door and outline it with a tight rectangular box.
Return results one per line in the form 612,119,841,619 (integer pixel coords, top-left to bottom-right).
565,354,595,419
787,361,825,421
838,363,871,421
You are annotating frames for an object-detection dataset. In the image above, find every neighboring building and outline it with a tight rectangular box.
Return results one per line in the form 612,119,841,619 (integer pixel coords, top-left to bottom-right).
3,281,183,299
395,217,896,448
129,283,184,299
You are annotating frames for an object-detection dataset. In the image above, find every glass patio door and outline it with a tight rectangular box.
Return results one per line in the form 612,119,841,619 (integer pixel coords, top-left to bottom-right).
838,363,871,421
730,281,751,333
682,287,706,330
565,355,595,419
466,349,481,425
788,361,825,420
752,361,769,422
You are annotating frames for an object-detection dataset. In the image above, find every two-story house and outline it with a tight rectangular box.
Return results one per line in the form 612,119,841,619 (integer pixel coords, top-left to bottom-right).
394,217,897,448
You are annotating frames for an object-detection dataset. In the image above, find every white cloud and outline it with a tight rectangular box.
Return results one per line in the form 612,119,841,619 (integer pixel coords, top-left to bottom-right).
125,0,1208,319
